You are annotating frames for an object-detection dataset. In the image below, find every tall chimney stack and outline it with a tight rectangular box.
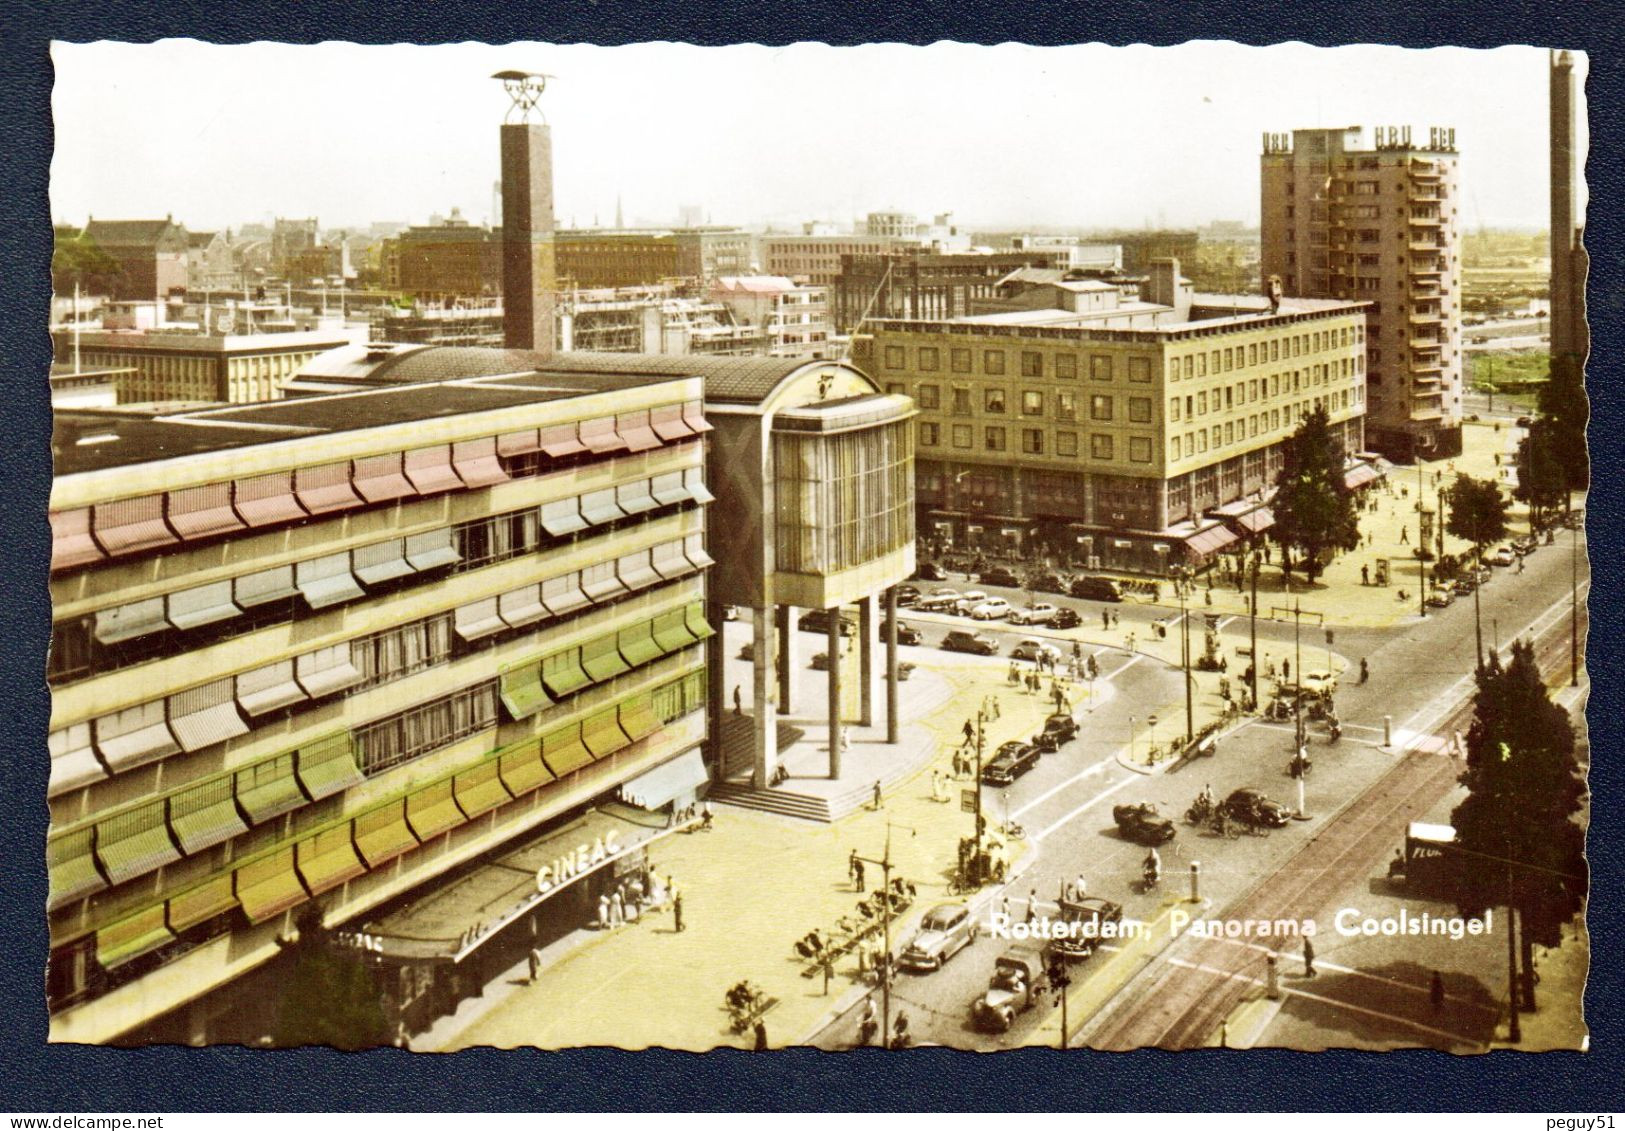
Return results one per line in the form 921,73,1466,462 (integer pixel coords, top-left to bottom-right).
493,72,558,355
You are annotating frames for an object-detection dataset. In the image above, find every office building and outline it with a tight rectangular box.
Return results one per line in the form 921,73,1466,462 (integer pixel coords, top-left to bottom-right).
832,248,1073,332
709,276,832,358
760,234,896,289
382,210,501,299
1261,124,1463,460
856,259,1370,572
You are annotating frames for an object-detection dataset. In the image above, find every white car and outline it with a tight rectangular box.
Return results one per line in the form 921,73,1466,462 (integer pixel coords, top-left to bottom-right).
953,590,989,615
915,588,961,612
1010,638,1063,665
1297,670,1339,696
971,596,1011,621
1488,545,1517,567
1008,602,1059,626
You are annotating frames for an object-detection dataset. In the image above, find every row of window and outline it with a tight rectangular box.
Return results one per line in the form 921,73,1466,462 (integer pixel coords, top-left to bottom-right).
1165,325,1360,382
1167,361,1360,424
882,343,1155,383
1167,388,1359,462
917,423,1154,464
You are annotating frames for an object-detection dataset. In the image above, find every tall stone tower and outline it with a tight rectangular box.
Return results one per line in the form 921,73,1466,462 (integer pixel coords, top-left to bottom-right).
1549,50,1588,367
495,72,558,354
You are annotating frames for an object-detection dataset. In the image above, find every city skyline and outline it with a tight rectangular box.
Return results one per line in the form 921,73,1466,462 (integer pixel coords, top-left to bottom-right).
51,41,1581,235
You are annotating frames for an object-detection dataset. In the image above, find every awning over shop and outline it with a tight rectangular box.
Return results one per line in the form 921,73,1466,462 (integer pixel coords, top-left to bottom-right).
1231,507,1276,536
541,721,593,777
405,527,461,572
237,753,305,825
48,827,106,910
454,759,512,819
582,707,631,757
618,749,707,810
352,452,415,503
1186,524,1240,558
48,722,105,796
452,437,511,488
166,872,238,933
234,472,305,529
166,483,243,542
404,445,463,495
167,678,249,752
236,659,308,717
406,780,465,842
295,462,363,515
649,404,694,442
296,732,364,800
617,410,662,453
500,661,551,720
93,494,176,556
1344,463,1380,490
352,538,415,586
539,422,588,458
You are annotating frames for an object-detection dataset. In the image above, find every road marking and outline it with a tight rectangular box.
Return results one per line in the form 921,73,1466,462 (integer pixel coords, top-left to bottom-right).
1199,936,1501,1014
1032,774,1139,842
1012,759,1112,819
1102,655,1143,680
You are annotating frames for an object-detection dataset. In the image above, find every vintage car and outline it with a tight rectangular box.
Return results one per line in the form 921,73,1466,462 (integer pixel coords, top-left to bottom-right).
981,741,1041,786
1426,585,1457,609
898,903,978,971
952,590,990,615
798,609,857,636
912,561,949,582
1221,787,1293,830
879,619,924,646
1488,545,1518,567
1032,713,1079,753
971,945,1050,1032
1007,602,1060,626
1050,897,1125,961
979,566,1023,588
914,588,962,613
882,661,918,682
1069,576,1123,602
942,629,999,656
1048,607,1083,630
1010,637,1063,665
894,584,922,608
1113,802,1178,845
970,596,1012,621
1025,571,1070,595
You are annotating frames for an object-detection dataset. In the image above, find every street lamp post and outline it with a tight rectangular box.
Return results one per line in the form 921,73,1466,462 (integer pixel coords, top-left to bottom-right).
1572,513,1580,687
1417,460,1428,620
1293,601,1304,749
1248,553,1260,710
855,823,910,1050
1128,715,1136,764
1173,565,1194,743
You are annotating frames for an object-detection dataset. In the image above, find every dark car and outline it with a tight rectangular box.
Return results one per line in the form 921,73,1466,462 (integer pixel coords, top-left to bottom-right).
894,584,921,608
1025,571,1069,595
1516,415,1533,428
1048,607,1082,630
880,620,924,646
1051,897,1125,961
1113,802,1177,845
1511,534,1538,556
979,566,1022,588
1032,713,1079,753
798,609,856,636
1221,787,1293,829
912,561,948,582
981,741,1041,786
1070,576,1123,602
942,629,998,656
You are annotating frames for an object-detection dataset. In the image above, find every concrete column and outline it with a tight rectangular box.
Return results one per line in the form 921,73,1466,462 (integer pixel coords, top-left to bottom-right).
752,605,777,790
827,615,843,780
885,586,899,744
776,605,794,714
858,597,875,728
706,598,727,776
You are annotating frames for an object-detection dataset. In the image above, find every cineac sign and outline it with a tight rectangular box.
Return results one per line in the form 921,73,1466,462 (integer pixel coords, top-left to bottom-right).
536,830,624,894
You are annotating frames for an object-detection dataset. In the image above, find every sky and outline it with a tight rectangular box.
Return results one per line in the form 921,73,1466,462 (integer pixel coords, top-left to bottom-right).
49,40,1585,235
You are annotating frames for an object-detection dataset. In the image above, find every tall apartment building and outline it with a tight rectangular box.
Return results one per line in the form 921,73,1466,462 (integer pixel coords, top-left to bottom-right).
46,364,716,1043
856,261,1370,573
1261,125,1463,460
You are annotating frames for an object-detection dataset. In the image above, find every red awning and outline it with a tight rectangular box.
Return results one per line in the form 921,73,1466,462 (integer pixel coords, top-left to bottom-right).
352,453,415,503
649,404,694,442
578,417,628,455
497,428,541,456
539,422,588,457
1186,524,1240,557
166,483,245,541
1231,507,1275,536
234,472,306,528
452,437,511,488
50,508,105,571
1344,463,1380,490
403,446,462,495
294,462,363,514
616,410,662,453
682,400,712,433
92,495,176,556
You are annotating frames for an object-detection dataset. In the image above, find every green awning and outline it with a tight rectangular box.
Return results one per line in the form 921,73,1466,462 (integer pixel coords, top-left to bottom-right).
167,873,238,933
500,661,551,720
541,648,591,699
236,847,308,923
48,827,106,910
406,780,464,842
582,707,631,757
499,738,552,796
354,801,418,869
581,632,631,683
97,904,174,970
684,602,715,642
169,775,248,855
296,826,366,895
96,800,181,886
296,733,363,801
618,694,662,743
237,754,305,825
541,721,593,777
618,620,664,669
454,759,512,819
652,607,696,653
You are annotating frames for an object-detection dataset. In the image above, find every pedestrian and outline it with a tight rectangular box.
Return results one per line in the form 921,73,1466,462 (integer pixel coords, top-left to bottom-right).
1026,886,1039,924
992,697,1001,720
1518,556,1526,574
1000,894,1011,923
1430,970,1446,1012
853,858,866,893
610,889,625,927
1361,564,1369,586
1075,874,1087,901
673,889,685,933
1282,658,1291,682
597,893,611,927
733,685,743,716
872,780,883,810
859,996,878,1046
753,1018,768,1051
527,947,542,983
1303,937,1316,978
1400,526,1409,546
1102,608,1110,629
822,953,835,996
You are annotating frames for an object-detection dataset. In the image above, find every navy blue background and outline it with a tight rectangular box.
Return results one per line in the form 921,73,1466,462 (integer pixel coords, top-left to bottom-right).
1,1,1618,1112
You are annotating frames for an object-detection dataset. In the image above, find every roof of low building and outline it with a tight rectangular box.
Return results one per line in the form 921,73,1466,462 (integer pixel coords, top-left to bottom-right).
83,218,185,247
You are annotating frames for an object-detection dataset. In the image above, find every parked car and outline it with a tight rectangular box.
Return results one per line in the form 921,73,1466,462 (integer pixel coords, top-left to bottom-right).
1010,638,1063,665
942,629,999,656
1220,787,1293,830
1488,545,1517,567
1426,585,1456,609
1032,713,1079,753
1112,802,1178,845
1050,897,1124,961
1048,607,1083,630
1295,670,1339,696
912,561,948,581
1069,576,1123,602
894,584,921,608
1511,534,1538,556
970,596,1011,621
1007,602,1059,626
953,590,989,615
971,946,1049,1032
979,566,1023,588
899,903,978,971
1025,571,1069,595
880,620,923,646
1450,573,1478,595
798,609,856,636
915,588,962,612
981,741,1040,786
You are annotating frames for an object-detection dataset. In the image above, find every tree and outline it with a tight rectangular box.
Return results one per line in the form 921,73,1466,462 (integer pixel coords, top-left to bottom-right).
1536,352,1589,493
1451,642,1586,1013
1444,475,1511,666
271,907,392,1048
1270,405,1360,584
1515,417,1572,528
51,231,122,296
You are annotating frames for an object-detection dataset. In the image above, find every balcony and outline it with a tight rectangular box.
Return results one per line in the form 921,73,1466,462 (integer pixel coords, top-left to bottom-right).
1408,214,1442,226
1410,338,1441,351
1408,310,1442,324
1409,263,1443,278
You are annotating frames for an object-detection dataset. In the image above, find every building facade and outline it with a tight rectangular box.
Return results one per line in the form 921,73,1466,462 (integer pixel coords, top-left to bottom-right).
710,276,832,358
832,249,1073,333
383,211,501,299
856,266,1367,573
1261,125,1464,461
760,234,896,289
46,365,715,1043
81,219,191,302
51,328,363,405
1549,51,1588,368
